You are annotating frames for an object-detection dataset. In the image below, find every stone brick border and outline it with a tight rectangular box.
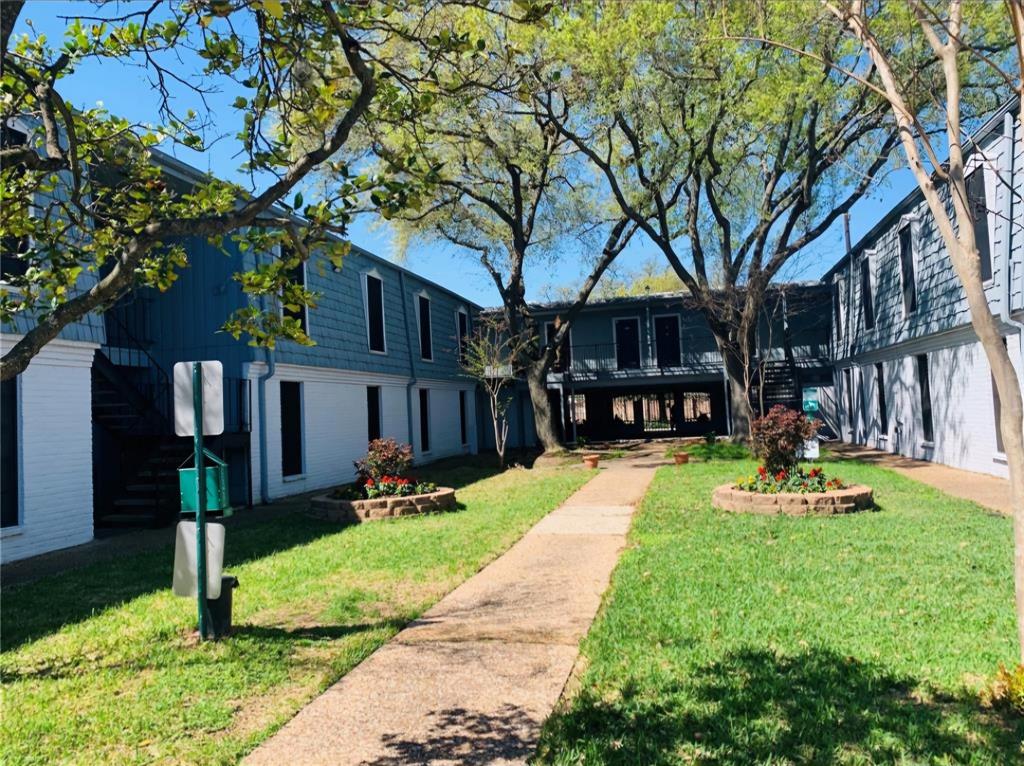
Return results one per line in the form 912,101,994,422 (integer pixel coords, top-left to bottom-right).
309,487,457,523
711,484,874,515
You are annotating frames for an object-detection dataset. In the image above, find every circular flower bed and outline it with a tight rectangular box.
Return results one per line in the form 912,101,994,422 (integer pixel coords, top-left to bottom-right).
713,465,873,516
310,486,457,523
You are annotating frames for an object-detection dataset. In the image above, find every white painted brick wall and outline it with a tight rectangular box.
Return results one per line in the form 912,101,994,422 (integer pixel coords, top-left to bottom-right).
837,334,1023,479
246,363,476,502
1,339,96,563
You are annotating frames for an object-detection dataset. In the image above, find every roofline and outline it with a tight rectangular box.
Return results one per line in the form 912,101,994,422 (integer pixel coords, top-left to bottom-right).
145,148,483,310
821,95,1019,282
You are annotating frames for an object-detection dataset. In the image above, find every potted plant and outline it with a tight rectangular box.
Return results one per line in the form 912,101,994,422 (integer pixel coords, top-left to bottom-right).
673,451,689,465
582,453,601,468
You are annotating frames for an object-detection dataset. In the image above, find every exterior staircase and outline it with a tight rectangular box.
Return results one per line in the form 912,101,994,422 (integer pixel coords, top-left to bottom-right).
91,315,182,528
756,359,801,412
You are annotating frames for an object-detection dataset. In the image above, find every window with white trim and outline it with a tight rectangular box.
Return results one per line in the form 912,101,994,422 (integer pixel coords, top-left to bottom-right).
417,294,433,361
364,273,386,353
898,224,918,316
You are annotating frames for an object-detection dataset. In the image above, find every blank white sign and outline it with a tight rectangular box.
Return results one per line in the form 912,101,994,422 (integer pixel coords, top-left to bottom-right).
173,360,225,437
172,521,225,599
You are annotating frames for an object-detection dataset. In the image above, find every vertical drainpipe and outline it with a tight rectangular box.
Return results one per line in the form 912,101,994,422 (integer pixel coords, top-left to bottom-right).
398,272,417,446
998,112,1024,362
256,247,276,504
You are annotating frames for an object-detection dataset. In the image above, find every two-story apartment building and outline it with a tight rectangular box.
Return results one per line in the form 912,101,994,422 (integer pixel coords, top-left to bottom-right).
826,98,1022,478
491,283,835,448
2,147,480,563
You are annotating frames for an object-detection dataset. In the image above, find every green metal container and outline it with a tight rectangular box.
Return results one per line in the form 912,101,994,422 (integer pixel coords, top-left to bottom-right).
179,449,231,514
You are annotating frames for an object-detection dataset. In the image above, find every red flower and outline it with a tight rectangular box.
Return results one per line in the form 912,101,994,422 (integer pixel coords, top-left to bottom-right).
775,470,787,482
809,468,821,478
365,478,375,487
757,466,768,478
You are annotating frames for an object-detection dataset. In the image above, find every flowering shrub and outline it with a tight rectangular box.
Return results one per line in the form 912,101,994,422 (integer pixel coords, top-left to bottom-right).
736,465,846,494
750,405,820,473
363,475,437,498
354,438,414,483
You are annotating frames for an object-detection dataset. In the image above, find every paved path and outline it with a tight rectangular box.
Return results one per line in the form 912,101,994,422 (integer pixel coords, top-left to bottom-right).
245,448,663,766
829,442,1011,514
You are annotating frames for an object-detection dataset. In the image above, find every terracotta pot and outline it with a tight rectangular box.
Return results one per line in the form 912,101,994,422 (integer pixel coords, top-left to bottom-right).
582,454,601,469
673,452,690,465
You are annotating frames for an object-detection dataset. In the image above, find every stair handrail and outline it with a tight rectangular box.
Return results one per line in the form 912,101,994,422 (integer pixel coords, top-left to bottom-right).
103,310,173,428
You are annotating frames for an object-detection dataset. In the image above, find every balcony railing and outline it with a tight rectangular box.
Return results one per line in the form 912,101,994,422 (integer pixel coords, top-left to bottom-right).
549,343,723,377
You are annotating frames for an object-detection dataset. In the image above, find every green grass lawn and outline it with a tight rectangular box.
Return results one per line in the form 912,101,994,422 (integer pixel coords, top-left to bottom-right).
1,458,591,765
536,458,1023,765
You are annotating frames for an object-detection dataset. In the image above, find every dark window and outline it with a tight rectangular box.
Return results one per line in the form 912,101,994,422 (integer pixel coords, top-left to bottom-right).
367,386,381,442
833,282,843,339
1,377,19,528
615,318,641,370
419,388,430,452
281,252,308,333
365,275,386,352
457,311,469,364
655,315,681,367
1,126,29,280
546,322,572,372
280,381,303,477
899,226,917,315
844,368,854,429
917,354,934,442
459,390,468,445
860,257,874,330
875,362,888,434
967,169,992,282
418,295,432,360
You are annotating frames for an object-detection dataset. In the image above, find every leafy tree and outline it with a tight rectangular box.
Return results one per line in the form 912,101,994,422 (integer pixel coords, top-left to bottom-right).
536,0,918,436
361,4,636,451
820,0,1024,660
0,0,489,379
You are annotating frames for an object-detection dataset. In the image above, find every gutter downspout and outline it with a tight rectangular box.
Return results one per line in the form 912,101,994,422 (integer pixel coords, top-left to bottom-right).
399,272,417,445
256,249,276,504
998,112,1024,356
257,347,275,504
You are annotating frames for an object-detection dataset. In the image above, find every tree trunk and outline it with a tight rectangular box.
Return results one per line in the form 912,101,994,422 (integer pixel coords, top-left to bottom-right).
526,359,561,452
721,345,754,438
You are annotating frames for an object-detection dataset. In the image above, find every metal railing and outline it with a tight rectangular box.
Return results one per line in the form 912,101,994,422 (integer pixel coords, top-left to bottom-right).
550,342,722,376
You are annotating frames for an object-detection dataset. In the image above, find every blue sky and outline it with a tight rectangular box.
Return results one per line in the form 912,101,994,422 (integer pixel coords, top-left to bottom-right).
15,2,922,307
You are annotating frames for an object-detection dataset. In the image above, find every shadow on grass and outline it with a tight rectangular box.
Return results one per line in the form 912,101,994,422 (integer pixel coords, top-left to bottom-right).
0,511,342,651
2,456,520,652
231,619,408,643
415,450,539,489
538,647,1022,765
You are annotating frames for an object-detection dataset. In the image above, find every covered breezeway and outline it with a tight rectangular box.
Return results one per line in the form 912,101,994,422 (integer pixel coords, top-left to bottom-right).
553,381,728,443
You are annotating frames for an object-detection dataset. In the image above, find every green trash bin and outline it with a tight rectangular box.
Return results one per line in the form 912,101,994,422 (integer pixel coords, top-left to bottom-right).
179,448,232,516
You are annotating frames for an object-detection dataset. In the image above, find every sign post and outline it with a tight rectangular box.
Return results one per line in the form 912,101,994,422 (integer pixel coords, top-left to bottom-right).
173,360,225,640
192,363,211,638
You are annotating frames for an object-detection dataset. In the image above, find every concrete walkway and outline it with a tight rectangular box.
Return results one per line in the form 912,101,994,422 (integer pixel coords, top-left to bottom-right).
245,448,663,766
829,442,1011,514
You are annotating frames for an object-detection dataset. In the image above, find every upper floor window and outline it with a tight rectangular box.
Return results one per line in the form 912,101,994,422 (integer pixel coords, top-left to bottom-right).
859,254,874,330
417,294,433,361
832,280,843,340
456,309,469,364
280,249,308,334
898,224,917,316
966,167,992,282
363,273,386,353
1,125,30,280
